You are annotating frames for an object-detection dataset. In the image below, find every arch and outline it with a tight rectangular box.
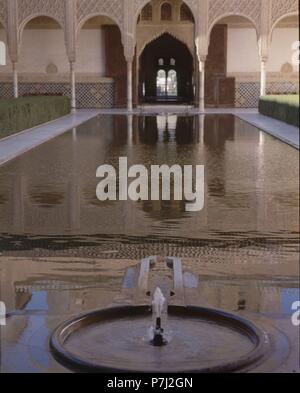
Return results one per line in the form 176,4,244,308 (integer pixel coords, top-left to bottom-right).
161,2,172,21
138,30,194,59
18,15,68,78
18,14,63,44
139,32,194,103
268,13,299,75
76,13,122,38
270,12,299,41
180,3,194,22
208,13,260,40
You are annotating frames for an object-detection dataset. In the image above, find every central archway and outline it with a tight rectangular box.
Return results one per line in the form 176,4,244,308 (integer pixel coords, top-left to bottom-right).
139,33,194,104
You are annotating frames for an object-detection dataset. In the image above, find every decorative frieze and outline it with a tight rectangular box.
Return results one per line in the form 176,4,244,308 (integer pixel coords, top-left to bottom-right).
271,0,299,27
208,0,261,33
17,0,65,29
76,0,124,30
134,0,198,20
0,0,297,56
0,0,7,29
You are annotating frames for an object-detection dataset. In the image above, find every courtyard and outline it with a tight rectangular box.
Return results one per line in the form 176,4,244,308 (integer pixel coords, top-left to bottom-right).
0,0,299,375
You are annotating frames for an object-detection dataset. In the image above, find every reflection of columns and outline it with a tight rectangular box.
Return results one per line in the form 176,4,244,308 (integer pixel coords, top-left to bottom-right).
260,58,267,96
199,114,205,145
13,175,25,233
127,115,133,146
12,62,18,98
70,61,76,110
127,60,133,111
69,180,81,231
199,57,206,112
69,128,80,231
72,127,77,142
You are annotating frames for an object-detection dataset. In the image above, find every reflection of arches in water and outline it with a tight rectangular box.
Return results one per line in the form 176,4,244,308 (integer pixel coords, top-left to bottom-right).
138,116,199,145
138,116,159,145
112,116,128,146
137,115,201,146
203,115,235,198
204,115,235,149
175,117,197,145
142,199,187,221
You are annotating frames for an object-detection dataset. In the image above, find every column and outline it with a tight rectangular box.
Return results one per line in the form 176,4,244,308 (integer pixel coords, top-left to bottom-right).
127,60,133,111
199,57,206,112
260,58,267,96
70,61,76,111
12,62,18,98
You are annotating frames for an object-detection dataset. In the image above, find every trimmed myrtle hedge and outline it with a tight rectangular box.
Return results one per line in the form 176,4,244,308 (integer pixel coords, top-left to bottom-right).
0,96,71,139
259,95,299,128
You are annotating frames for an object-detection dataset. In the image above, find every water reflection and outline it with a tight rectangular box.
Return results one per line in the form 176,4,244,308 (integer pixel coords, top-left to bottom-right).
0,114,298,372
0,114,297,246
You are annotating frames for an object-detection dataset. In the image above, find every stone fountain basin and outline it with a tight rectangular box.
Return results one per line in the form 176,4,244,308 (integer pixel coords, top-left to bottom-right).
50,305,271,373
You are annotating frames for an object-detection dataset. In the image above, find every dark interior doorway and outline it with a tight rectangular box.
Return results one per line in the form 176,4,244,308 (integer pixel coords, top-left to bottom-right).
139,33,194,104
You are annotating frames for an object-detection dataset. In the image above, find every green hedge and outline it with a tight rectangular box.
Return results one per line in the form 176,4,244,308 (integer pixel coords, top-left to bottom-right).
259,95,299,127
0,96,71,139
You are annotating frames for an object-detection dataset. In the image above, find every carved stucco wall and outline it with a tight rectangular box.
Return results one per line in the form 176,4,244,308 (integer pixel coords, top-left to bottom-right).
208,0,261,33
76,0,124,31
0,0,7,30
134,0,199,21
0,0,298,61
18,0,66,31
137,26,195,58
136,0,196,58
271,0,299,28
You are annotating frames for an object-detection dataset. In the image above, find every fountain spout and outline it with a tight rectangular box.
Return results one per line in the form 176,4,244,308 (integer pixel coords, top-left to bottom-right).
151,287,168,347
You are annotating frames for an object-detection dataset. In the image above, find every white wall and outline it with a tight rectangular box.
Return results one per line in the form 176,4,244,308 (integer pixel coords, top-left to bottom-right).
76,29,106,75
1,28,106,75
268,28,299,72
227,28,260,73
227,27,299,73
19,28,107,74
19,29,68,73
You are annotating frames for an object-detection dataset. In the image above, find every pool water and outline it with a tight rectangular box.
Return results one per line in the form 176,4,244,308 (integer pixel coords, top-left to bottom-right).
0,114,299,373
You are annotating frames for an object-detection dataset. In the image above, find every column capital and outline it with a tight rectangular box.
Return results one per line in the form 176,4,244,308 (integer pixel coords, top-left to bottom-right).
199,55,207,63
123,0,136,64
260,56,268,63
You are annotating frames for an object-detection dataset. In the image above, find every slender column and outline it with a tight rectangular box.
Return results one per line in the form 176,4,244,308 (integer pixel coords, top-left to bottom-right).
12,62,18,98
199,57,206,112
260,58,267,96
70,61,76,110
127,60,133,111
